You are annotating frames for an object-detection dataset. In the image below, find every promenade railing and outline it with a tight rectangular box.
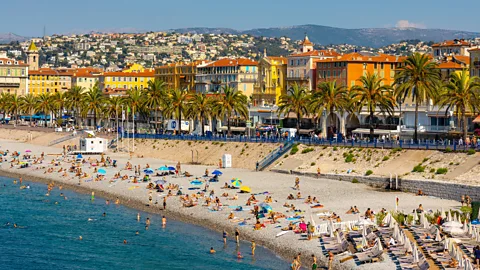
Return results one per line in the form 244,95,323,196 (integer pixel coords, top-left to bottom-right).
257,140,295,171
121,133,480,152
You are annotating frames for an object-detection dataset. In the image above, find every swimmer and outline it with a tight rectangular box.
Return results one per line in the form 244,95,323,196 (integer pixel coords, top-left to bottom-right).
162,216,166,227
91,192,95,201
135,231,139,235
146,218,151,226
123,239,127,244
13,223,17,228
237,251,243,259
251,240,256,256
145,225,149,230
79,236,83,240
137,213,140,221
60,193,64,197
88,218,94,221
106,200,110,205
223,230,228,245
102,212,106,217
55,202,59,205
210,247,216,254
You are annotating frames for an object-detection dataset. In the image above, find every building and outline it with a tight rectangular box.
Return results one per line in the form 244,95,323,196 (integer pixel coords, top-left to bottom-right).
195,58,258,97
73,67,103,91
286,35,339,91
431,39,472,59
316,52,401,88
0,57,29,95
437,55,470,80
470,48,480,77
252,52,287,106
26,41,39,71
101,63,154,91
155,62,199,91
28,68,74,95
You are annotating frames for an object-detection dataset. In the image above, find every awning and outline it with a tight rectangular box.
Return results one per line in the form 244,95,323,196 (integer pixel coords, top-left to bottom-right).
218,126,246,132
359,112,401,117
473,115,480,123
352,128,399,135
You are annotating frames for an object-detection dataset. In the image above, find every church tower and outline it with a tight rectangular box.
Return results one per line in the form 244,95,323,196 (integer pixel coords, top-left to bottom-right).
27,41,39,71
301,34,314,53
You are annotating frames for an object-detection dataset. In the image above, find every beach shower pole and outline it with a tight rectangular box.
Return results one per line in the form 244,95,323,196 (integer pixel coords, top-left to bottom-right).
395,174,398,190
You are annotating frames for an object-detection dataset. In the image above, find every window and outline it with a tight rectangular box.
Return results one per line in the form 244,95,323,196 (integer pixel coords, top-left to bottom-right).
290,60,293,66
112,77,115,82
390,63,394,69
374,63,377,69
380,63,384,69
297,60,300,65
363,63,367,70
333,71,336,77
7,69,10,75
124,85,127,89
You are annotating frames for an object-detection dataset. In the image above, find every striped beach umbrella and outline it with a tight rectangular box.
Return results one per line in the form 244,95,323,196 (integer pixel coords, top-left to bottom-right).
230,178,242,188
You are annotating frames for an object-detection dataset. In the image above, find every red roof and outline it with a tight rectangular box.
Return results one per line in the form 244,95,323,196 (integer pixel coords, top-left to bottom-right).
103,70,155,77
432,39,471,47
0,58,28,67
29,68,61,76
316,53,401,63
205,58,258,67
74,67,103,78
437,61,464,69
289,50,340,58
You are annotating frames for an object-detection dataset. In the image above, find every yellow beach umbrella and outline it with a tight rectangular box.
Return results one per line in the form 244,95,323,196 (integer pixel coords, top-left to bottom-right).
240,186,251,193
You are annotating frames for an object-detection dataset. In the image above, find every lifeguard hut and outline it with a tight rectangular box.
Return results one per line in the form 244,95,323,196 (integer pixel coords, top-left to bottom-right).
78,131,108,154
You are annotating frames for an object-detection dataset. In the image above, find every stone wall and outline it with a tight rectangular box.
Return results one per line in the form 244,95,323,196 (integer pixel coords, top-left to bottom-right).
271,169,480,202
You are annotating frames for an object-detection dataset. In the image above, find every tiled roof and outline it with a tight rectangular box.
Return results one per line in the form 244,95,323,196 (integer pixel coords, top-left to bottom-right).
103,70,155,77
437,61,464,69
73,67,103,77
0,58,28,66
204,58,258,67
289,50,340,57
432,39,471,47
301,35,313,46
452,55,470,65
29,68,60,76
316,53,402,63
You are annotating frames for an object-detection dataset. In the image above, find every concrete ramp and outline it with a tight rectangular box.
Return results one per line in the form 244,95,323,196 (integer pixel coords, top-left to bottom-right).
445,153,479,179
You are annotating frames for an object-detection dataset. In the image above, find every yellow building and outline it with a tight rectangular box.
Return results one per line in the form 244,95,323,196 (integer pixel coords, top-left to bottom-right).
73,67,103,91
0,57,29,95
101,64,154,91
26,41,39,71
155,62,199,91
28,68,73,95
470,48,480,77
252,55,287,106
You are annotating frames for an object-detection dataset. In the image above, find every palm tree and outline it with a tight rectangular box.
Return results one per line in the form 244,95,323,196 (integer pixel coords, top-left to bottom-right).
144,79,167,132
437,70,480,141
0,93,10,116
105,96,124,134
168,88,190,135
35,93,54,127
277,83,310,137
190,92,214,136
350,73,396,141
123,88,145,135
310,81,349,138
52,91,67,126
217,86,249,136
83,85,105,128
20,94,38,126
394,53,440,142
66,86,85,127
8,94,21,125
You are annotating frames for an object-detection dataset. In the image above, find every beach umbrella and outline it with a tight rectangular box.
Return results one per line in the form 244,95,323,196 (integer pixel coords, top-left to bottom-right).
158,166,169,171
240,186,251,193
212,170,223,176
455,247,462,263
77,154,83,159
455,213,459,223
257,202,272,213
464,257,474,270
412,244,419,263
448,211,452,222
25,149,31,153
468,224,473,237
389,218,397,229
382,212,392,225
413,211,419,222
463,219,468,232
336,231,342,244
155,180,167,185
356,218,375,227
405,237,413,253
476,230,480,242
144,168,154,175
445,226,466,235
329,220,335,237
423,218,430,229
435,229,442,242
230,178,242,188
375,237,383,252
168,166,175,171
393,224,399,240
361,224,367,237
442,221,463,228
361,235,367,248
190,180,202,186
310,214,316,233
443,237,449,250
97,168,107,175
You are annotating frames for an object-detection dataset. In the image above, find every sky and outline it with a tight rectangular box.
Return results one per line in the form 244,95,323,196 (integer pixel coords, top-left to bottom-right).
3,0,479,37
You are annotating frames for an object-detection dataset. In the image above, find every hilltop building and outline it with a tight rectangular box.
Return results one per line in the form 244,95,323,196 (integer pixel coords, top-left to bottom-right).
101,63,154,92
0,58,29,95
432,39,472,59
252,51,287,106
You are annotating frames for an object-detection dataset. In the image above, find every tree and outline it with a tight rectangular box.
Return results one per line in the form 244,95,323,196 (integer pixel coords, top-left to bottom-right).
310,81,349,138
35,93,54,127
394,53,440,142
0,93,10,116
144,79,167,132
437,70,480,141
217,86,249,136
52,91,67,126
83,85,105,128
168,88,190,135
7,94,21,125
20,94,38,126
66,86,85,126
277,83,310,137
123,88,145,134
105,96,124,133
190,92,214,136
351,73,396,141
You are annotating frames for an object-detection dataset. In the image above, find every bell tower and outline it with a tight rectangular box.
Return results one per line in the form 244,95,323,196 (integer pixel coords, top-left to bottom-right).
27,41,39,71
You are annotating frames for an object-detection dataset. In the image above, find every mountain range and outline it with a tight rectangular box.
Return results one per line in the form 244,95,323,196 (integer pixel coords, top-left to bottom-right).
0,33,28,44
172,24,480,47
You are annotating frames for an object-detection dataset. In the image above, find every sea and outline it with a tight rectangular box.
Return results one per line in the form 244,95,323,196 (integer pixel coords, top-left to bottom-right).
0,176,288,270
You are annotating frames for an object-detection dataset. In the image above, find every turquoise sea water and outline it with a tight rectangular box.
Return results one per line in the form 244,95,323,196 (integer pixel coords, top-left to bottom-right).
0,176,288,270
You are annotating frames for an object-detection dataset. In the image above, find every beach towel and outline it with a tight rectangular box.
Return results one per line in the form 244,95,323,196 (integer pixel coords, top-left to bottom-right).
310,204,324,208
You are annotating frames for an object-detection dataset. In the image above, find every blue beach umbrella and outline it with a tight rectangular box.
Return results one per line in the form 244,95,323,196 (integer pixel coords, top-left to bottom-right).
158,166,169,171
230,178,242,188
212,170,223,176
76,154,83,159
144,168,154,175
258,202,273,213
190,180,203,186
155,180,167,185
168,166,175,171
97,168,107,175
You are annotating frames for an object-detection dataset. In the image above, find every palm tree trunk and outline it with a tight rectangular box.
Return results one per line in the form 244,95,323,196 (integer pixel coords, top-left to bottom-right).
414,99,419,143
369,106,374,141
227,113,231,137
296,112,300,138
201,112,205,136
462,107,467,142
177,107,182,135
155,107,158,133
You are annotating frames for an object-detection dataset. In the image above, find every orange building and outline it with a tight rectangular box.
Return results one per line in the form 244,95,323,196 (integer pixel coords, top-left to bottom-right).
316,53,403,88
155,61,200,91
437,55,470,80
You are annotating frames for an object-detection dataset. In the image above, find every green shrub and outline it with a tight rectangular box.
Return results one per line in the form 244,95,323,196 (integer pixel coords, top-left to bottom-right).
344,153,354,163
301,147,314,154
187,141,192,146
284,154,289,158
332,146,338,151
390,147,402,154
467,149,475,155
449,162,453,165
205,146,208,149
445,147,452,153
365,170,373,176
382,156,390,161
412,164,425,172
429,168,435,173
422,158,429,163
290,144,299,155
366,157,371,162
333,158,338,161
352,178,359,183
436,168,448,174
319,153,324,157
310,162,316,166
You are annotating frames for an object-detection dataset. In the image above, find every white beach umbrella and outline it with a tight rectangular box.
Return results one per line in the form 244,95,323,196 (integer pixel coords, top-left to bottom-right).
441,208,446,219
443,237,449,250
463,219,468,232
412,244,419,263
405,237,413,253
336,231,343,244
375,237,383,252
464,256,474,270
413,211,419,222
382,212,392,226
455,213,459,223
442,221,463,228
356,218,375,227
468,224,473,236
459,255,464,268
393,225,399,240
310,214,316,232
444,226,466,235
328,220,335,237
361,235,368,248
419,212,425,225
476,231,480,242
361,225,367,237
398,231,405,245
448,211,452,222
389,217,397,229
435,228,442,242
456,247,463,262
423,218,430,229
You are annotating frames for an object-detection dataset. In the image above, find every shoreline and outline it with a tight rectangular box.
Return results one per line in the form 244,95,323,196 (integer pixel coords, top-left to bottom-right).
0,168,323,269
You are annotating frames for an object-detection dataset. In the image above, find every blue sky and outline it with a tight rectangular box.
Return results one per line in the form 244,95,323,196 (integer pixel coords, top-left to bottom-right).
3,0,479,36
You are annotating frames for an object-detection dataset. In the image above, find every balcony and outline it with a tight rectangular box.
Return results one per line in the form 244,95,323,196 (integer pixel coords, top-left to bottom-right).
240,78,257,83
286,76,309,81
